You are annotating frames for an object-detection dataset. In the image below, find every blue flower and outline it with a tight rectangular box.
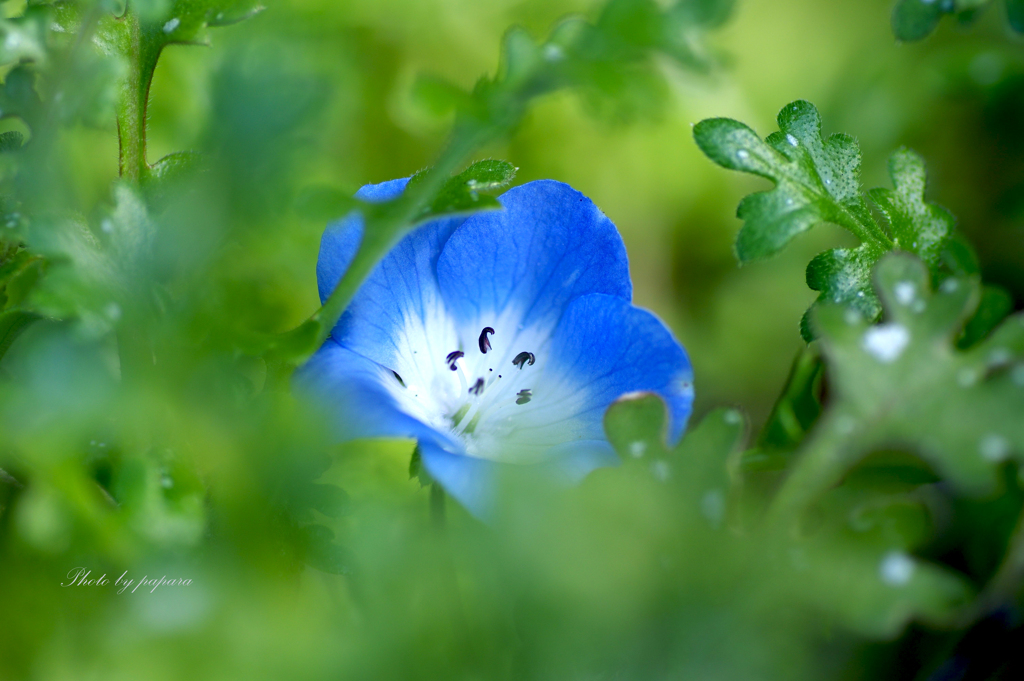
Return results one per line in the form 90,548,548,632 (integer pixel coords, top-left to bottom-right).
297,179,693,517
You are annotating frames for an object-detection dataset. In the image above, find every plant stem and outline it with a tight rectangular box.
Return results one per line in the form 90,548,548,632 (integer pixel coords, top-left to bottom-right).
117,4,159,182
766,411,866,528
430,482,447,529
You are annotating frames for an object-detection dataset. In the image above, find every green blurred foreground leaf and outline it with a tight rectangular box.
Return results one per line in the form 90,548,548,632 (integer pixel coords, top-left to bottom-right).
694,100,964,340
771,253,1024,524
604,393,973,637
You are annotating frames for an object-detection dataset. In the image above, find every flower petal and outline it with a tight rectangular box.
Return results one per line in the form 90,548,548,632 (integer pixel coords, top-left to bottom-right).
316,178,410,304
436,180,631,339
526,293,694,444
295,339,459,449
318,178,466,380
418,439,496,520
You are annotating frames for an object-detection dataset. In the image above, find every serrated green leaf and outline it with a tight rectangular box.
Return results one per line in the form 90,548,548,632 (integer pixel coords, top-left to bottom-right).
604,393,745,524
867,148,953,267
696,101,962,341
806,253,1024,495
802,242,887,341
781,538,973,637
0,131,24,153
694,100,883,263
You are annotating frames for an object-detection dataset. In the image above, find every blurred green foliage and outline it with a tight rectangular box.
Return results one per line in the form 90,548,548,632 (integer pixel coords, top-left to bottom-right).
1,0,1024,679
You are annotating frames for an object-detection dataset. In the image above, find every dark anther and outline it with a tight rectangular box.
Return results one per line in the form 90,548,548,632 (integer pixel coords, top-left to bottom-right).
512,351,535,369
446,350,464,371
478,327,495,353
516,389,532,405
392,371,406,388
469,378,485,395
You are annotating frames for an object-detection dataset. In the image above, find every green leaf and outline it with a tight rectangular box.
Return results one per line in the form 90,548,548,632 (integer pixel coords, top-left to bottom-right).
756,345,825,454
0,65,43,126
694,100,883,262
892,0,945,41
958,285,1013,349
145,150,202,184
808,253,1024,495
298,524,351,575
867,149,953,266
0,131,24,153
695,101,960,341
302,483,351,519
412,159,517,221
604,393,746,525
780,537,973,637
0,308,40,362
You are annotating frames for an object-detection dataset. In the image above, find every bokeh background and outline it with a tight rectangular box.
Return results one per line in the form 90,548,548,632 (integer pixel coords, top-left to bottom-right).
3,0,1024,678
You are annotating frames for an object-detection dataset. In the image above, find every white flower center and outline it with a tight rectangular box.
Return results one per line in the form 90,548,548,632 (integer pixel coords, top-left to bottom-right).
380,305,568,463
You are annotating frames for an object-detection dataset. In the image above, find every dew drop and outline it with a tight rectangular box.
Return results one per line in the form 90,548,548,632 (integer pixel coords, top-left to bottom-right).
979,434,1010,462
651,459,671,482
163,17,180,33
543,44,564,61
629,441,646,458
894,281,916,306
879,551,915,586
736,150,750,161
989,348,1012,366
785,133,799,147
700,489,725,526
957,367,979,388
862,324,910,363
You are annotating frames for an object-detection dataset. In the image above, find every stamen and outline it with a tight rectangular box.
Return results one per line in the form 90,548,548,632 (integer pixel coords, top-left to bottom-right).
516,389,532,405
469,378,485,395
512,351,535,369
478,327,495,353
392,370,406,388
446,350,464,371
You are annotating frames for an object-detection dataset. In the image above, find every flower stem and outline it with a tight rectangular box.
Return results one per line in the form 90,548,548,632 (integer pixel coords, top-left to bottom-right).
766,412,867,528
430,481,447,529
116,3,161,182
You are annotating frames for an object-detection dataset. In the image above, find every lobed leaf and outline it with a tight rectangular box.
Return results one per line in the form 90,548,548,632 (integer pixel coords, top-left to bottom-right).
809,253,1024,495
695,100,964,340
